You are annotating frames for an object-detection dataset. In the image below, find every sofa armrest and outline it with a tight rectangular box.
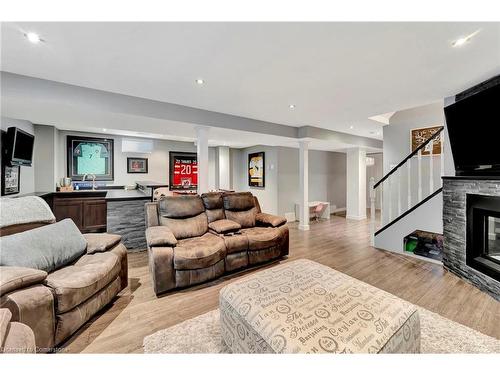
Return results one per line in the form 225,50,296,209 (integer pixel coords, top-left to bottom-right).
255,213,287,228
147,246,175,295
146,226,178,247
0,266,47,296
208,219,241,234
83,233,122,254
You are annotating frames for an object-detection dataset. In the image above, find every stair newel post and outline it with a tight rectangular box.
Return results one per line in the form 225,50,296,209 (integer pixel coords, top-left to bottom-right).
397,168,402,216
407,160,412,210
370,177,375,246
429,139,434,194
418,148,422,203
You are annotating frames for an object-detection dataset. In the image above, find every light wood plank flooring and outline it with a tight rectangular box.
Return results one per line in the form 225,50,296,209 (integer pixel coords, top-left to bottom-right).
62,215,500,353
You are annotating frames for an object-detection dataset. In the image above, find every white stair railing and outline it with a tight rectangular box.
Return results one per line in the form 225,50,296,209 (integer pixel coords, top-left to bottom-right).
371,127,445,244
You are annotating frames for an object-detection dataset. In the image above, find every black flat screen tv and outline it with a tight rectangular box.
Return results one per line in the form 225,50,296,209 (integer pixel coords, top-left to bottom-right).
5,127,35,166
444,81,500,176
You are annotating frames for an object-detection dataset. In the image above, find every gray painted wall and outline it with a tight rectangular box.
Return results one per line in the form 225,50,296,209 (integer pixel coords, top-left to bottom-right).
231,145,347,217
232,145,279,215
277,147,346,217
0,117,35,196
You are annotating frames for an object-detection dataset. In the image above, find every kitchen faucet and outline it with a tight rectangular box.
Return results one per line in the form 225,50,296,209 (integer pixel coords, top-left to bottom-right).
82,173,97,190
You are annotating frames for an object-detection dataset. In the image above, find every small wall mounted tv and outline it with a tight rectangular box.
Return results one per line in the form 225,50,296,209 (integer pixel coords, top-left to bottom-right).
4,127,35,166
444,80,500,176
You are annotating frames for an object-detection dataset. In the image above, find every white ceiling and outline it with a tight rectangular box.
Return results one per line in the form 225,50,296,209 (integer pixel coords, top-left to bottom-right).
1,22,499,145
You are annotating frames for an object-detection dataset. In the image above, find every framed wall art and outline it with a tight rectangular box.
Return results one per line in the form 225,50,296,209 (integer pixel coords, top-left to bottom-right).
67,135,114,181
169,151,198,190
248,152,265,188
127,157,148,173
1,164,20,196
410,125,443,156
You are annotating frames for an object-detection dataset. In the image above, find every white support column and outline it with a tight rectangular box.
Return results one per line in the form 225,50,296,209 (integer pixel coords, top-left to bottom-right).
298,140,310,231
217,146,230,190
346,148,367,220
196,126,210,194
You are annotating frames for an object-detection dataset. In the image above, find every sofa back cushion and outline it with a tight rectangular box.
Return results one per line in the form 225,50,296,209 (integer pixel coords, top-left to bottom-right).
0,219,87,273
201,192,225,223
223,192,255,211
159,195,205,219
160,213,208,240
223,192,257,228
159,195,208,239
0,196,56,237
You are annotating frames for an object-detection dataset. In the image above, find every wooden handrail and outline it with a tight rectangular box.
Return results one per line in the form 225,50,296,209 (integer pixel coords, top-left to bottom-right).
373,126,444,189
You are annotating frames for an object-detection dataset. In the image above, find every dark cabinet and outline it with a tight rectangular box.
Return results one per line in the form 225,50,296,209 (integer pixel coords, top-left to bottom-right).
53,196,107,233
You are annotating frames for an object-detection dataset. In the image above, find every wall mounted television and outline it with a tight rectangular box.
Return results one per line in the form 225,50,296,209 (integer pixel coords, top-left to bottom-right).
444,80,500,176
4,127,35,166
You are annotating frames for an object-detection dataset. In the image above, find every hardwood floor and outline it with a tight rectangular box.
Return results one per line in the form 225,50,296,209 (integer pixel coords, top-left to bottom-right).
62,215,500,353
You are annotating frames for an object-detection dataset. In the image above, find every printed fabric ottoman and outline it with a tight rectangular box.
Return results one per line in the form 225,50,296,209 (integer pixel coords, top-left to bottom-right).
219,259,420,353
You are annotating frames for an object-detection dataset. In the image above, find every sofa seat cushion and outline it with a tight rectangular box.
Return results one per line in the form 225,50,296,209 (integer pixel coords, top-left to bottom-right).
84,233,122,254
241,227,281,251
222,233,249,254
44,251,121,313
174,233,226,270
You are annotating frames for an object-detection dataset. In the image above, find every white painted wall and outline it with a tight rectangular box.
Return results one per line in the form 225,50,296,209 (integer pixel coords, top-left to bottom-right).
0,117,35,196
374,191,443,257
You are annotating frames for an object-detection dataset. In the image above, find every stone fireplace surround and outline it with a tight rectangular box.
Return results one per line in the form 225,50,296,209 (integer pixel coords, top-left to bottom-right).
443,176,500,301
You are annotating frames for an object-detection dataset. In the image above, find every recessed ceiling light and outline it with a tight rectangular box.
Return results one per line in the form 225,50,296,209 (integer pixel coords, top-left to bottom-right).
102,128,107,132
451,30,480,48
349,125,354,129
25,32,42,44
195,79,205,85
289,104,296,110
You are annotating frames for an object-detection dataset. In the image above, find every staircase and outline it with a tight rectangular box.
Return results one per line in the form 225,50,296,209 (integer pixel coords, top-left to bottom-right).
369,127,445,262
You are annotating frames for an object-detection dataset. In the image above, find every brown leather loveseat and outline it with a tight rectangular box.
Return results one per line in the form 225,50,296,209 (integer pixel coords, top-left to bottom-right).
145,192,289,295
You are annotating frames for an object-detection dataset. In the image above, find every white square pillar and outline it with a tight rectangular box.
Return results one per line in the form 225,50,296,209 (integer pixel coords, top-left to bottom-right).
299,140,310,231
346,148,367,220
217,146,230,191
196,126,210,194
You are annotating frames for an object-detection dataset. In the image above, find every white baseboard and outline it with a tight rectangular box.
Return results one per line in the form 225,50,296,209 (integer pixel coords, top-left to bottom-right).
298,224,310,231
346,214,367,221
331,207,346,214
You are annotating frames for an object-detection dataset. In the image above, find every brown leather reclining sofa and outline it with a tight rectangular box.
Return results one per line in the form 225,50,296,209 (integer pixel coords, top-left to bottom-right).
0,197,128,351
145,192,289,295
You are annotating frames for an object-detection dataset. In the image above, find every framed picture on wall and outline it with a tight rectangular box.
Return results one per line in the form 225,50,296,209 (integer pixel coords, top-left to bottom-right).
169,151,198,190
248,152,265,187
1,164,20,196
67,135,114,181
127,157,148,173
410,125,443,156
